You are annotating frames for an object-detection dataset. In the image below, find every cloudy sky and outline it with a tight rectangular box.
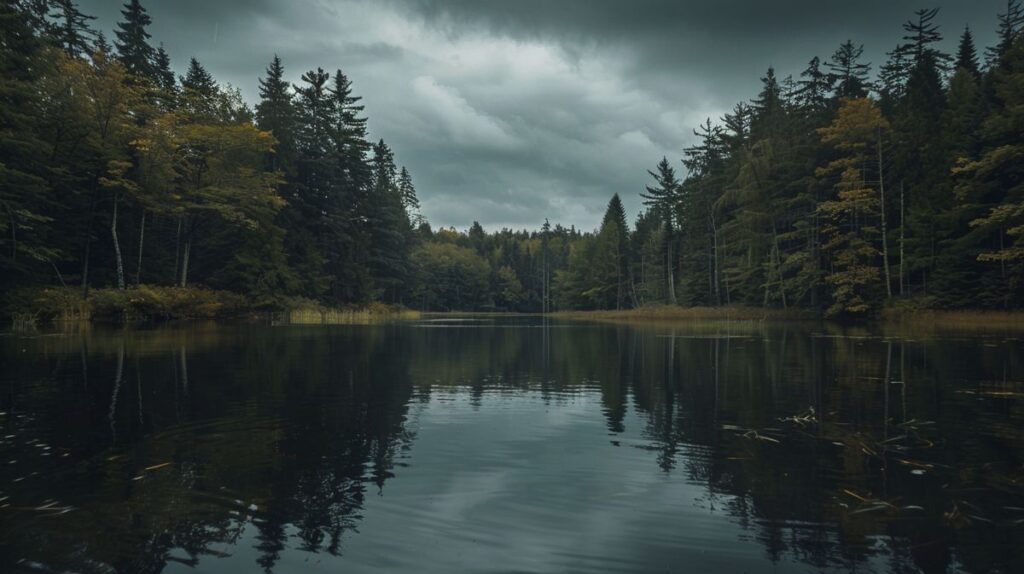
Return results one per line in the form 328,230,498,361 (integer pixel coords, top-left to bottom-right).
79,1,1001,231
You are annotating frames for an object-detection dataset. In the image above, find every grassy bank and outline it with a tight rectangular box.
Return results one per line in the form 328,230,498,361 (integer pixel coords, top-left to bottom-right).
279,301,420,325
5,286,419,328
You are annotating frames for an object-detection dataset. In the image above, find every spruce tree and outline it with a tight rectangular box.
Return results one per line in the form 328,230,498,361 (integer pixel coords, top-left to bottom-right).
986,0,1024,66
641,158,681,304
180,57,218,119
827,40,871,98
956,26,981,77
114,0,155,79
794,56,832,116
398,166,422,225
256,55,295,172
51,0,95,57
0,0,55,280
153,44,176,96
368,139,411,302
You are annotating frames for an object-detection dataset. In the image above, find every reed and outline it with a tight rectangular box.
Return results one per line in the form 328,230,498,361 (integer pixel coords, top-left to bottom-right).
281,303,420,325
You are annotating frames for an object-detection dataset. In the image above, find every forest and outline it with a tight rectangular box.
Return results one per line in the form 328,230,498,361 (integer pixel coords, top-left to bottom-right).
1,0,1023,318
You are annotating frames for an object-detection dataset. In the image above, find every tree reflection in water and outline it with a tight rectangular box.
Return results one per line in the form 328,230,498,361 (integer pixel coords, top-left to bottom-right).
1,318,1022,573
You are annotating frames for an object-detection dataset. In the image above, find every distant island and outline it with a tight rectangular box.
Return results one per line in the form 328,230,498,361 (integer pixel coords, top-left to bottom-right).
2,1,1022,324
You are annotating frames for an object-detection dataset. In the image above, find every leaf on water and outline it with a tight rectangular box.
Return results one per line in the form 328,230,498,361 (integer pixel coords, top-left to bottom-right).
850,503,890,515
843,489,870,503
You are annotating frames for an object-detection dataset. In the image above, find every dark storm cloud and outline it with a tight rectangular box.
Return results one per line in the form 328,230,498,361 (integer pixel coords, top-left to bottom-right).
79,1,1002,230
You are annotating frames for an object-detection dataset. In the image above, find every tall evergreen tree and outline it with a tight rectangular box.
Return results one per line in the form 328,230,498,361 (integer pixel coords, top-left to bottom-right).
956,26,981,77
794,56,833,115
641,158,681,304
153,44,176,95
986,0,1024,65
0,0,55,282
368,139,412,302
255,55,295,172
827,40,871,98
180,57,218,120
51,0,95,57
114,0,154,79
599,193,631,309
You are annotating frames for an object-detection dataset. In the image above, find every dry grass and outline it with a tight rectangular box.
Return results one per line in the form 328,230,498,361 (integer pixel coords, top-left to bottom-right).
281,303,420,325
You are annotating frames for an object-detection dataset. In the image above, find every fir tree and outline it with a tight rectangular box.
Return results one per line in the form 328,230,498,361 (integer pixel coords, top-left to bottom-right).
827,40,871,98
986,0,1024,66
114,0,155,79
180,57,218,119
51,0,95,57
956,26,981,77
153,44,176,95
794,56,832,115
0,0,55,279
255,55,295,172
641,157,681,304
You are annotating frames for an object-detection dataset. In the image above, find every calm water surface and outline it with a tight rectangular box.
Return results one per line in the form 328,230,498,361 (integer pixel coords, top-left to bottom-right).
1,317,1023,573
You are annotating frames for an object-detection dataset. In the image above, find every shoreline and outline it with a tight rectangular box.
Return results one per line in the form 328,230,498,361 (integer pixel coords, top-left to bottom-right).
8,288,1022,332
551,305,1024,331
5,286,419,328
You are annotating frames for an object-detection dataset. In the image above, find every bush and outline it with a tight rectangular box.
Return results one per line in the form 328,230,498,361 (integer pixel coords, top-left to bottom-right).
7,286,252,323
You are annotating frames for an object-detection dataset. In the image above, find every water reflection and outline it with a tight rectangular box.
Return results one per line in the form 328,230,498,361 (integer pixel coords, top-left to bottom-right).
1,319,1022,573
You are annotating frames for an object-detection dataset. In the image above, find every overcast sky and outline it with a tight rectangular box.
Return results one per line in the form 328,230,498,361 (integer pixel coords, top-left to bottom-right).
79,0,1001,232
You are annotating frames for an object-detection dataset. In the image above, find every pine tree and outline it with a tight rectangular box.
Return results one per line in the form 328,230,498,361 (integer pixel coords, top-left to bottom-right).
180,57,218,120
641,158,681,304
955,36,1024,306
0,0,56,280
827,40,871,99
956,26,981,77
751,67,785,137
600,193,631,309
986,0,1024,66
22,0,55,40
51,0,95,57
794,56,833,115
114,0,155,79
398,166,422,221
368,139,412,301
255,55,295,172
93,30,110,55
153,44,176,96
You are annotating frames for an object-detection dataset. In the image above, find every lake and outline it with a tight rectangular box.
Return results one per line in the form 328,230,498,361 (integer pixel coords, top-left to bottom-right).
1,317,1023,573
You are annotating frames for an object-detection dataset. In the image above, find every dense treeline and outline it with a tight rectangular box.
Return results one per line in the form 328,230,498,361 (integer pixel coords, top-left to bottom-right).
1,0,422,308
553,4,1024,316
2,1,1023,317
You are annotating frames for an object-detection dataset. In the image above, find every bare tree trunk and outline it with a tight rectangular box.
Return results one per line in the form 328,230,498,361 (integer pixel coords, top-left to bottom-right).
878,129,892,299
173,214,182,286
773,223,787,308
665,225,677,305
899,181,905,296
111,192,125,290
135,211,146,285
180,236,191,288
